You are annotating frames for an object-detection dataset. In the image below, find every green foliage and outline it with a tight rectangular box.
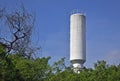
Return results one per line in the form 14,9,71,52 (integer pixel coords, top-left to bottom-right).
0,46,51,81
0,45,17,81
47,60,120,81
0,46,120,81
52,57,66,73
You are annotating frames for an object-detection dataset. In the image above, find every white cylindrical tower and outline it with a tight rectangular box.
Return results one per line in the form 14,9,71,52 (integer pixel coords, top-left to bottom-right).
70,13,86,73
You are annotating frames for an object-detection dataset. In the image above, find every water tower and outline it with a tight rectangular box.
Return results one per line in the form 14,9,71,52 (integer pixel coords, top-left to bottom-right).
70,13,86,73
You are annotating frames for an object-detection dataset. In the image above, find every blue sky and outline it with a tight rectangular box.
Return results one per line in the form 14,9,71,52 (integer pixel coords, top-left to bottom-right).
0,0,120,68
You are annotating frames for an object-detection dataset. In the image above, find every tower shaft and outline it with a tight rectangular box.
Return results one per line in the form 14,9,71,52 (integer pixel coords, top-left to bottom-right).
70,13,86,73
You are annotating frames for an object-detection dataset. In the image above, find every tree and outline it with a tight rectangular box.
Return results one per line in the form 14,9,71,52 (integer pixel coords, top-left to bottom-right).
52,57,66,73
0,45,52,81
0,6,36,58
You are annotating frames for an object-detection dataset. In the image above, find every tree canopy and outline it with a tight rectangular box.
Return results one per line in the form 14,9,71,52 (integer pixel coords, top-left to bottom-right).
0,45,120,81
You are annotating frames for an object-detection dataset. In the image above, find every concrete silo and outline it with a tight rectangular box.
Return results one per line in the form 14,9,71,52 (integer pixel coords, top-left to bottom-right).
70,13,86,73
